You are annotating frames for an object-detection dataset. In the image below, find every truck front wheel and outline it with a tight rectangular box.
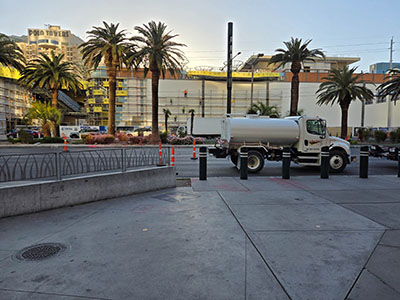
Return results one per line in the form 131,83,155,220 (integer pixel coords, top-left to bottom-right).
329,150,347,173
247,150,265,173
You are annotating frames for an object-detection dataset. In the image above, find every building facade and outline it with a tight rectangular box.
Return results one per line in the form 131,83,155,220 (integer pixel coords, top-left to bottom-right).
369,62,400,74
16,25,83,64
0,67,33,138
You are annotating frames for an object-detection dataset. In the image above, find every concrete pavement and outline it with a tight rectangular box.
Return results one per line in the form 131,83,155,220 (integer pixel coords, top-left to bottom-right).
0,175,399,299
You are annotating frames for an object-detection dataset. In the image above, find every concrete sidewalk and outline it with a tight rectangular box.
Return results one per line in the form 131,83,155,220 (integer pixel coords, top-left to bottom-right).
0,175,399,299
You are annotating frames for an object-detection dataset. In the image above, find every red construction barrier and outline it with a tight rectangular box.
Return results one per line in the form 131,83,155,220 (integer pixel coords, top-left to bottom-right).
157,142,165,166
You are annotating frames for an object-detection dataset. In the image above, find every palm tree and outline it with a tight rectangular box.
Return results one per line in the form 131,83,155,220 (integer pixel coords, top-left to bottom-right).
377,69,400,104
25,101,61,137
247,102,280,118
269,37,325,116
0,33,25,71
316,66,374,139
189,109,195,135
79,22,132,135
130,21,186,143
163,108,171,132
18,51,81,108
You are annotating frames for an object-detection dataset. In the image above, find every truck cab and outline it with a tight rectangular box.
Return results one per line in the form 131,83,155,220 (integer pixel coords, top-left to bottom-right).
209,115,352,173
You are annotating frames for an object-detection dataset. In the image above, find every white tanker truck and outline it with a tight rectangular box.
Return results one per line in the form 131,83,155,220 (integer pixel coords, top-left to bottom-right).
209,115,353,173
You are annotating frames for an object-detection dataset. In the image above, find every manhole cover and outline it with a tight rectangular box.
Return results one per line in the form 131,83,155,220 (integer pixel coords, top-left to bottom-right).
15,243,67,261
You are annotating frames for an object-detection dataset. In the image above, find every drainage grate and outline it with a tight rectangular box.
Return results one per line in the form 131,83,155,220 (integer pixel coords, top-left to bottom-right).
15,243,67,261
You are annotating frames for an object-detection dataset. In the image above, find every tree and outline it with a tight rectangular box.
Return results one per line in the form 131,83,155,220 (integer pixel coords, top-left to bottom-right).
163,108,171,132
269,37,325,116
18,51,81,108
79,22,132,135
316,66,374,139
247,102,280,118
25,101,61,137
130,21,186,143
0,33,25,71
377,69,400,104
189,109,195,135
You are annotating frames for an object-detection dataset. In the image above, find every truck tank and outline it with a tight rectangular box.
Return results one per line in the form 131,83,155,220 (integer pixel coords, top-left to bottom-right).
222,118,300,146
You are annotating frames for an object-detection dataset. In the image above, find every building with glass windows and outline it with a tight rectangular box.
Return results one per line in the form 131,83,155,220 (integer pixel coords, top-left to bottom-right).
16,25,83,64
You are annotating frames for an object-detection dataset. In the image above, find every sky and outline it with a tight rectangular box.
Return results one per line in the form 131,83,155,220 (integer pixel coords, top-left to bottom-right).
1,0,399,72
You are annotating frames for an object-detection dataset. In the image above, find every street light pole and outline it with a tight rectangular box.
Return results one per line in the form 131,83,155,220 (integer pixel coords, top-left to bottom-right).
250,53,264,107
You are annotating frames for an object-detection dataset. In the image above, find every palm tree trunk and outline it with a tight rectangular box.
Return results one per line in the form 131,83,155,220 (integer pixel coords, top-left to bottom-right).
51,89,58,108
165,115,168,133
108,66,116,136
340,103,349,139
290,71,299,116
150,69,160,143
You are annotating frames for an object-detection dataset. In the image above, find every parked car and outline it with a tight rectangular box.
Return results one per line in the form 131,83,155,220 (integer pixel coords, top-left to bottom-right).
7,129,40,139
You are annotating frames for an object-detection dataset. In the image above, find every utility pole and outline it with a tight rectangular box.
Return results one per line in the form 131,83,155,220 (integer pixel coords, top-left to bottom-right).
227,22,233,114
387,37,394,128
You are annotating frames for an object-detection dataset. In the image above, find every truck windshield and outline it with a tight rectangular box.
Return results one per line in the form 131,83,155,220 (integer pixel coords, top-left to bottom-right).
306,120,326,136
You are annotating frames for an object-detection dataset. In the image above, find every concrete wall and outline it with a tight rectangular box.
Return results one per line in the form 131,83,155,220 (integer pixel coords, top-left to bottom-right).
0,166,176,219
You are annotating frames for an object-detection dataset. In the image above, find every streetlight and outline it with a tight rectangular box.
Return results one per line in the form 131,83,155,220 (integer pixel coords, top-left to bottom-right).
250,53,264,107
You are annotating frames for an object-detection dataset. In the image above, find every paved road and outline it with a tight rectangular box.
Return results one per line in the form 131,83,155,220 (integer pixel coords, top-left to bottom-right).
0,146,398,180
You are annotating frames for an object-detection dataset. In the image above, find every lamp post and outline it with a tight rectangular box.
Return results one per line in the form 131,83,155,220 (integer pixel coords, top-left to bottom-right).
250,53,264,107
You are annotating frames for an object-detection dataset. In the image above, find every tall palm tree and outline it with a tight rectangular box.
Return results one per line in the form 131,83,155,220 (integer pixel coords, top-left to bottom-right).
189,109,195,135
0,33,25,71
377,69,400,104
18,51,81,108
316,66,374,139
25,101,61,137
269,37,325,116
163,108,171,132
130,21,186,143
247,102,280,118
79,22,132,135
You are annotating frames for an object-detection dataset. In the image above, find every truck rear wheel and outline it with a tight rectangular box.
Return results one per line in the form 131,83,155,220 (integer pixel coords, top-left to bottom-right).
329,150,347,173
247,150,264,173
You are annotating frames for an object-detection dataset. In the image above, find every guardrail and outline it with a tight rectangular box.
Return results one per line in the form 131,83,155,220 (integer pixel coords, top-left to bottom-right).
0,146,170,183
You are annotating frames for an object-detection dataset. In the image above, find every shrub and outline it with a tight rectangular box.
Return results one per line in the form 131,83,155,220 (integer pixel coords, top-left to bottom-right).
166,135,205,145
389,128,400,143
357,128,371,142
83,133,114,144
115,132,129,143
374,130,387,143
41,137,64,143
18,129,33,144
128,136,141,144
160,131,168,144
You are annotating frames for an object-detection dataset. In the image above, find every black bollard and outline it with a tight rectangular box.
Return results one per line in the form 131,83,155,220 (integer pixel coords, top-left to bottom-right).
199,147,207,180
320,146,330,179
240,147,248,180
360,146,369,178
397,148,400,178
282,148,291,179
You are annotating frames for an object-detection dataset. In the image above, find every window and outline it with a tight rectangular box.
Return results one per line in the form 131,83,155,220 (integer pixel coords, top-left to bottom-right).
29,41,37,44
51,40,59,45
306,119,326,136
38,39,49,44
304,66,311,73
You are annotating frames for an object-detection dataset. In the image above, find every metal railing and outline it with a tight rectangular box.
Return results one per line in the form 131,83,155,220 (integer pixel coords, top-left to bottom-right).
0,146,170,183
